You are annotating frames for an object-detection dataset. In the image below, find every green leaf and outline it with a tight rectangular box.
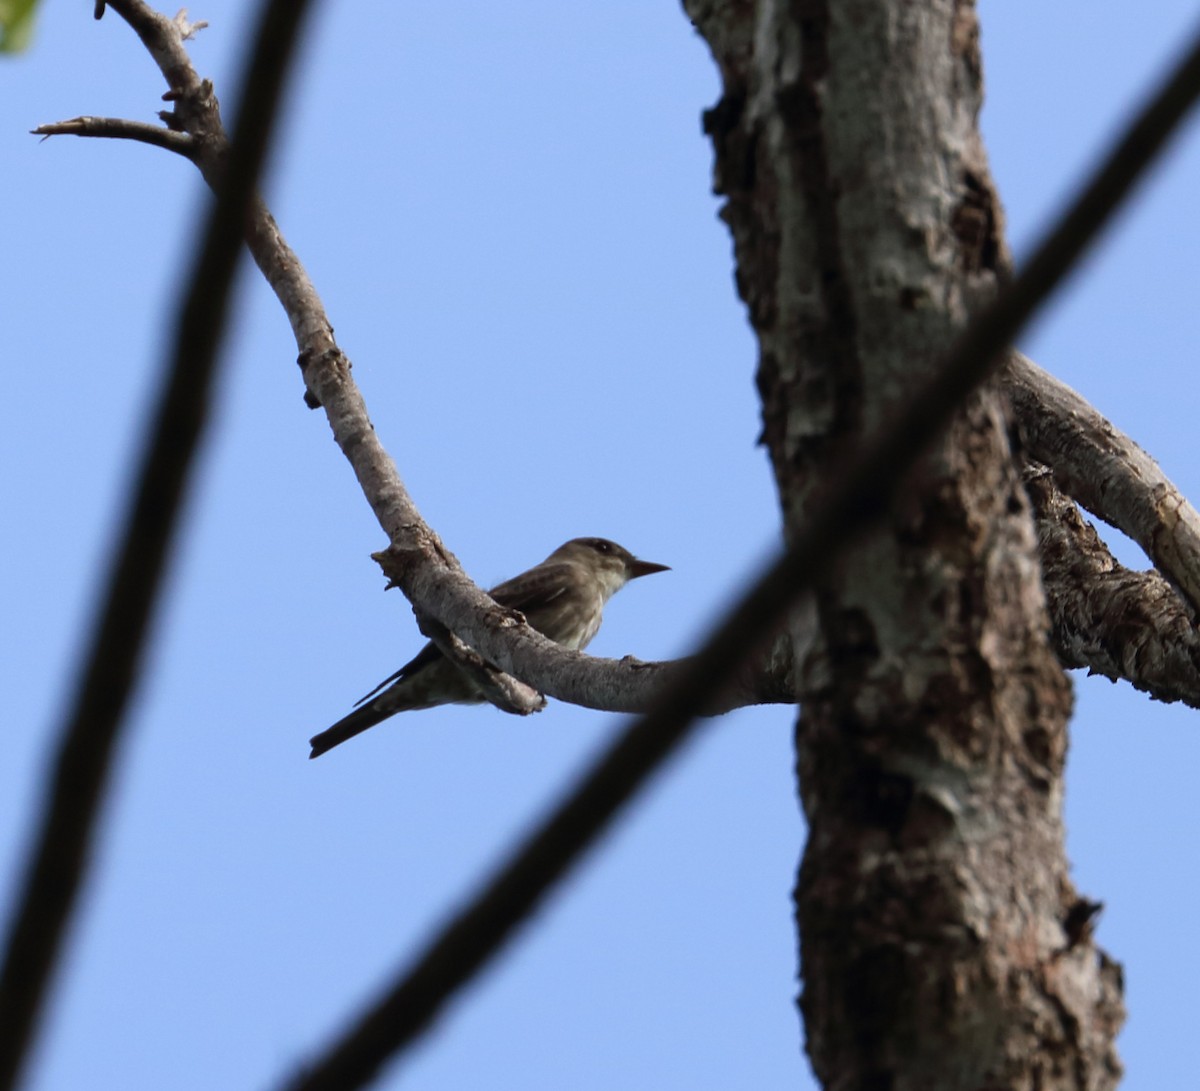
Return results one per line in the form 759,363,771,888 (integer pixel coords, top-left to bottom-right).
0,0,39,54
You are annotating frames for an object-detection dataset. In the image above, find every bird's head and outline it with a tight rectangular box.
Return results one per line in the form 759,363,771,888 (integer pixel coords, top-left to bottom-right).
547,537,670,599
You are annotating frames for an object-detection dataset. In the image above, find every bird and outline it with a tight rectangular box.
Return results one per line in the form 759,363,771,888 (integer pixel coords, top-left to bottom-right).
309,537,669,758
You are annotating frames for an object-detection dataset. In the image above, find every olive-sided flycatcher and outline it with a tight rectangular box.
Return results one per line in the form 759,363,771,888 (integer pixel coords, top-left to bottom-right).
309,537,669,758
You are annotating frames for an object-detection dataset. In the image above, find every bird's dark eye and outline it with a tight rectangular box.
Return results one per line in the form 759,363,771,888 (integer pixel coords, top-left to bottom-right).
590,539,612,554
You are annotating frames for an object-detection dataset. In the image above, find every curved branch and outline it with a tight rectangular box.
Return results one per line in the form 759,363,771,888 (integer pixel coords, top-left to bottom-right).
1005,351,1200,614
1027,467,1200,706
32,6,1200,1089
86,0,794,721
368,545,797,714
282,16,1200,1086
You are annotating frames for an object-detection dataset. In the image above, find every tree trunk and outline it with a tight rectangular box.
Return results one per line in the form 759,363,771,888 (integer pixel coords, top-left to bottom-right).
685,1,1125,1086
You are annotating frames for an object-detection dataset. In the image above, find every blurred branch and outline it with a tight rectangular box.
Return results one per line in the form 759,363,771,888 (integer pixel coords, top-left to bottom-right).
84,0,1198,741
22,1,1200,1087
279,20,1200,1091
0,1,316,1088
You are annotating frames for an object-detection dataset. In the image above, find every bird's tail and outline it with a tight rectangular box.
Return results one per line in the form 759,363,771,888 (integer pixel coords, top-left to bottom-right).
309,701,396,759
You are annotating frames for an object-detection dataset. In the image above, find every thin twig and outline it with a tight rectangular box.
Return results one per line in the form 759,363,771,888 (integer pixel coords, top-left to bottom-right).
276,21,1200,1091
32,115,196,156
0,2,318,1089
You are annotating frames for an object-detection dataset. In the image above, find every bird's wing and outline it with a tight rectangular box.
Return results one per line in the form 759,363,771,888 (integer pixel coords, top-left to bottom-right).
488,563,574,617
351,562,577,707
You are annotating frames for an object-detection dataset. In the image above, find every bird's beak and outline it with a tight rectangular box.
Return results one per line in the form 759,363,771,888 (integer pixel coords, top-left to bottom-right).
627,558,670,580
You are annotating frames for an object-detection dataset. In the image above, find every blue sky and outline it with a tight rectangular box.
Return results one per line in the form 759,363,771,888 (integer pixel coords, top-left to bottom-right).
4,2,1199,1089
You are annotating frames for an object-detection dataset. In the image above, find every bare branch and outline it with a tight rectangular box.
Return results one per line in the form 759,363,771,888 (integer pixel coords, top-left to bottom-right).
278,17,1200,1088
99,1,210,93
86,1,675,719
32,115,195,156
414,613,546,717
1005,351,1200,614
372,542,800,715
73,2,792,721
27,2,1200,1086
1028,467,1200,706
6,11,797,1086
0,2,316,1088
36,1,801,733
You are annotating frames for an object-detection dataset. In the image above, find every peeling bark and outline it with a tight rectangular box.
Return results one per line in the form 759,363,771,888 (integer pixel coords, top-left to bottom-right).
687,0,1124,1087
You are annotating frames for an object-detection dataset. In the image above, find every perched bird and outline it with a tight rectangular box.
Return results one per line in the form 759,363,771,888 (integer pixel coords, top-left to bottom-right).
309,537,669,758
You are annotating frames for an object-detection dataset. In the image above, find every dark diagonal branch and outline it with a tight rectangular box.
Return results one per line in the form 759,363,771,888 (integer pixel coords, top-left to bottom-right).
27,3,1200,1086
1028,467,1200,705
276,24,1200,1091
0,2,317,1089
